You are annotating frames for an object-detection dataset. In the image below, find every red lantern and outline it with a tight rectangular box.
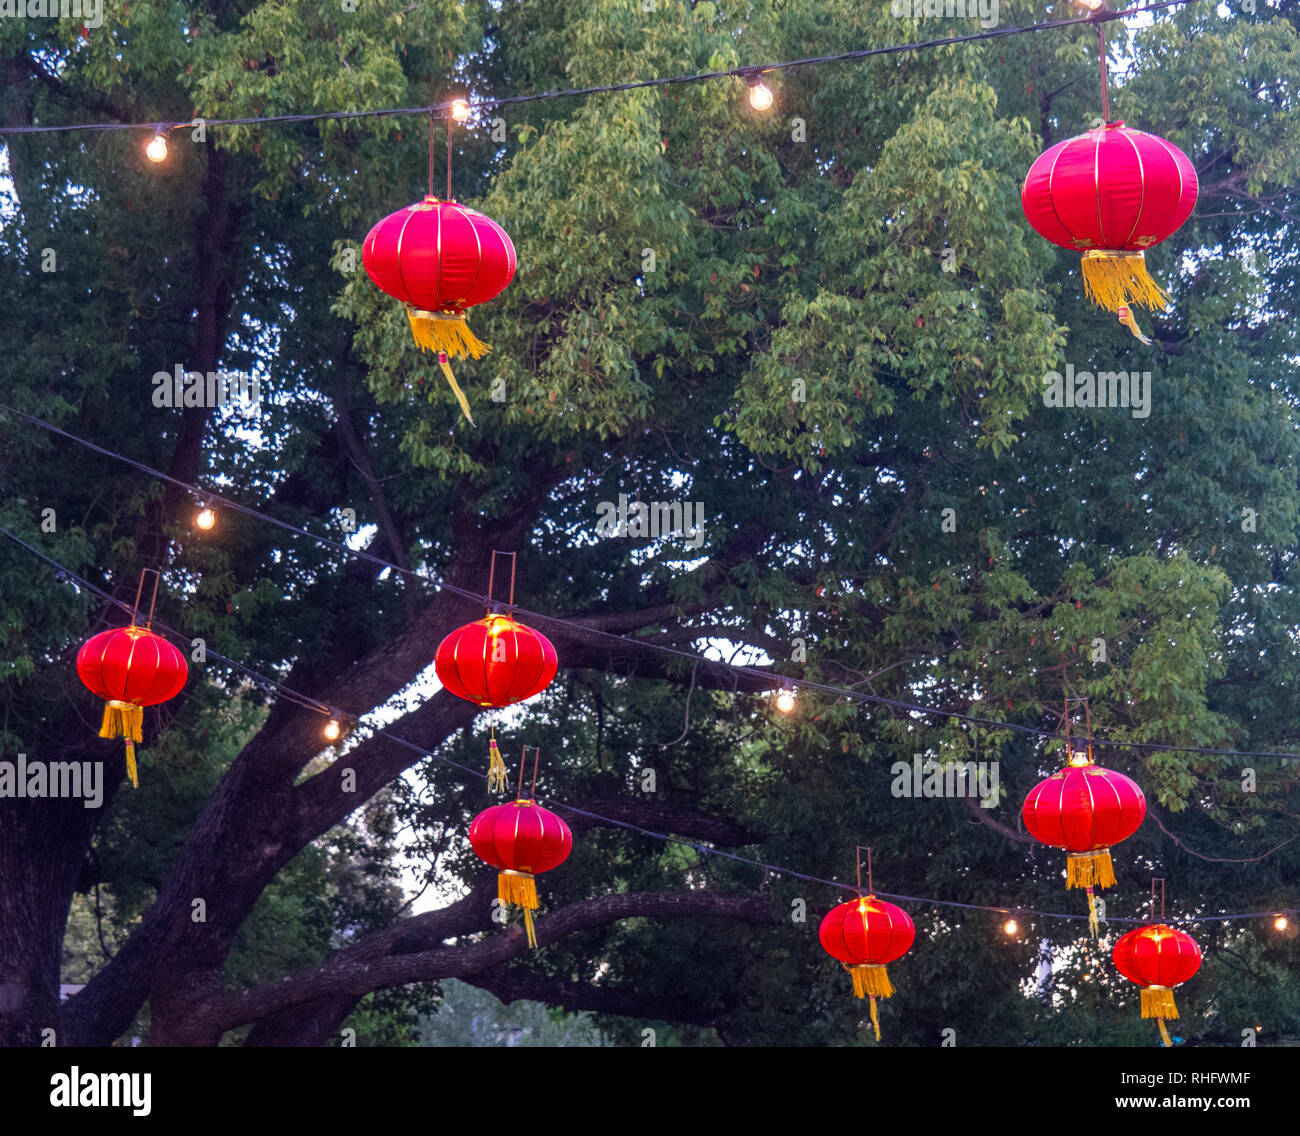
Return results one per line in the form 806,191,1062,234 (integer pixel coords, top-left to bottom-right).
1022,121,1197,342
470,798,572,948
363,195,516,423
434,613,557,707
1023,752,1145,936
819,895,915,1041
1113,923,1202,1047
76,625,187,787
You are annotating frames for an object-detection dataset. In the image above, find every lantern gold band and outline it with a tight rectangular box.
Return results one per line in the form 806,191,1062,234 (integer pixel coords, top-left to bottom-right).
1083,249,1146,261
407,307,467,321
501,869,535,879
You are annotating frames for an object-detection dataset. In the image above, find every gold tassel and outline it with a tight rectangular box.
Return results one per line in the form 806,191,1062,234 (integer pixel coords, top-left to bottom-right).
100,700,143,743
487,736,507,794
101,701,143,789
499,871,539,948
1157,1018,1172,1047
1080,250,1171,312
406,308,491,359
868,995,882,1042
405,308,487,426
848,963,895,999
1141,985,1179,1020
499,870,538,909
1066,850,1116,890
1116,305,1153,345
436,353,476,427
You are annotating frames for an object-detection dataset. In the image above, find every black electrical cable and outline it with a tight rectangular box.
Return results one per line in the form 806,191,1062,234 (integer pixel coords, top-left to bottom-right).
0,521,1288,927
3,399,1298,764
0,1,1198,138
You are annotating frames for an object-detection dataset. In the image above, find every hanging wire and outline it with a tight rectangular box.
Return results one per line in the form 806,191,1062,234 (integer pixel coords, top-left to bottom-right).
5,397,1294,759
2,402,1297,764
0,0,1191,139
1,521,1293,928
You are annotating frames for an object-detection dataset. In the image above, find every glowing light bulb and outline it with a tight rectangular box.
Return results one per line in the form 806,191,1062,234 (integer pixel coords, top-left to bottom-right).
146,133,168,163
1004,918,1019,936
1275,915,1289,931
323,719,341,741
1069,747,1091,767
776,685,796,714
195,507,215,530
1077,0,1106,9
450,98,471,123
747,76,774,112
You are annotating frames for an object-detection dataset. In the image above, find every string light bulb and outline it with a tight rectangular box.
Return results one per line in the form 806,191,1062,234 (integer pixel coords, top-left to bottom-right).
745,73,774,111
1275,915,1289,931
1076,0,1107,9
145,130,169,163
1003,918,1019,936
323,719,341,741
450,98,470,123
776,682,796,714
194,506,215,531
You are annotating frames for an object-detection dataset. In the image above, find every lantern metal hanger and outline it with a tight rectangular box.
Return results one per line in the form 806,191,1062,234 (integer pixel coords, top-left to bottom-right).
1021,697,1146,939
1112,878,1202,1048
433,552,558,708
362,107,516,426
75,568,188,787
1021,1,1198,345
468,745,573,948
817,846,916,1042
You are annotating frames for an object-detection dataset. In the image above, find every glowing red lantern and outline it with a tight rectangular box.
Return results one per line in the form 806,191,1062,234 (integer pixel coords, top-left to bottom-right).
362,195,516,423
76,625,187,787
1113,923,1201,1047
1023,751,1145,935
819,895,915,1040
1022,121,1197,342
434,613,557,707
470,798,572,947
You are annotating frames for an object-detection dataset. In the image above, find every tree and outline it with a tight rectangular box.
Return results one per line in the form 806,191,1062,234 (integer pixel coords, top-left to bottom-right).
1,0,1297,1047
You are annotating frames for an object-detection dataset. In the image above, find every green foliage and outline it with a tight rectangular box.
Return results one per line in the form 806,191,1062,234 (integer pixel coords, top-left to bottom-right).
2,0,1298,1047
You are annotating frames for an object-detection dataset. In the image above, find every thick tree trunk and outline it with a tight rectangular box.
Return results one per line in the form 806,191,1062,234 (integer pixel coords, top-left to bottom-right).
0,117,240,1046
0,744,121,1045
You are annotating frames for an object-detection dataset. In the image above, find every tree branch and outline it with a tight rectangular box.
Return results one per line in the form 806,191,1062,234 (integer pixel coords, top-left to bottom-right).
185,891,772,1042
463,969,720,1030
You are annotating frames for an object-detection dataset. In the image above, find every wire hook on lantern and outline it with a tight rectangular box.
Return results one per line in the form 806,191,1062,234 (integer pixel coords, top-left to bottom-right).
486,549,518,616
516,743,543,801
129,567,163,630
